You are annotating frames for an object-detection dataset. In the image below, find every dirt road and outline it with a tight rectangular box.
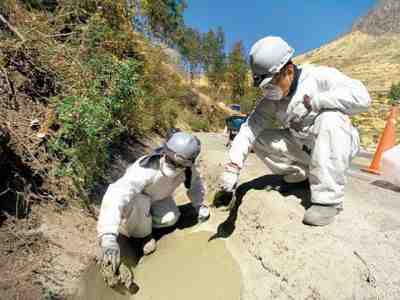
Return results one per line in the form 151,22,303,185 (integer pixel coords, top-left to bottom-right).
73,132,400,300
195,132,400,300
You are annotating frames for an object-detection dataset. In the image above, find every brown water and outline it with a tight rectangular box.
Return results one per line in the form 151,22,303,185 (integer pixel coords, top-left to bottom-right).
73,231,241,300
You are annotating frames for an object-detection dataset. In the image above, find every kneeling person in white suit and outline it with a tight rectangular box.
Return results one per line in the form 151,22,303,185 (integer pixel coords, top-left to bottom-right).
98,132,210,272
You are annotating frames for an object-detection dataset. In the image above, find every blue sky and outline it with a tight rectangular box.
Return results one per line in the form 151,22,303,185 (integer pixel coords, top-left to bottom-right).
184,0,377,56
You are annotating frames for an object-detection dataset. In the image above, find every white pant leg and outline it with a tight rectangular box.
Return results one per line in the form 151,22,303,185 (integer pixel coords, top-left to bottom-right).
309,111,360,205
253,129,310,176
151,197,181,229
124,194,153,238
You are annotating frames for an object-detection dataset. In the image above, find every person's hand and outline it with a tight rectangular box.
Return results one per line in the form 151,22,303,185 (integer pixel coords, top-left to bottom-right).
289,95,314,131
219,163,240,192
197,204,210,222
293,95,313,117
101,234,120,274
302,94,313,111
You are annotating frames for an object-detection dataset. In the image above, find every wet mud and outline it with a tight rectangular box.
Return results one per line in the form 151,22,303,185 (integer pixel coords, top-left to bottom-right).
73,231,240,300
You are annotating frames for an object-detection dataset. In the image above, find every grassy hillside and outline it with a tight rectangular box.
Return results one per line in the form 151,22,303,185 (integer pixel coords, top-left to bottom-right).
0,0,226,210
295,31,400,148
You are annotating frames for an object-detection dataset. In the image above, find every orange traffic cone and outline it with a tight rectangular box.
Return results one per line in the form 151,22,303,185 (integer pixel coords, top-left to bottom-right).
362,105,398,175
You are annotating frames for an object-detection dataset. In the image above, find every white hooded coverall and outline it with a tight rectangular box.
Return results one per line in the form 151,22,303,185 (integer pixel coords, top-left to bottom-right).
97,157,206,238
230,64,371,205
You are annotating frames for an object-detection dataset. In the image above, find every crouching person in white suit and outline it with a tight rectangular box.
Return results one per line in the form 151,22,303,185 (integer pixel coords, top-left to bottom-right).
220,36,371,227
97,132,210,273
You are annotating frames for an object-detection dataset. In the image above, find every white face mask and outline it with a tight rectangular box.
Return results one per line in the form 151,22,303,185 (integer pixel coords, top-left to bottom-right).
160,156,184,177
262,83,284,101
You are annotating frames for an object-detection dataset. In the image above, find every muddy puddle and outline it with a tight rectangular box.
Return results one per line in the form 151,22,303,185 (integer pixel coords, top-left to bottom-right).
73,230,241,300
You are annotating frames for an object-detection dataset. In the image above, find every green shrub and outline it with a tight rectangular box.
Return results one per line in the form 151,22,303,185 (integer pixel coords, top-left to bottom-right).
239,87,261,114
0,0,13,15
50,56,145,192
189,117,209,132
152,98,179,134
388,82,400,105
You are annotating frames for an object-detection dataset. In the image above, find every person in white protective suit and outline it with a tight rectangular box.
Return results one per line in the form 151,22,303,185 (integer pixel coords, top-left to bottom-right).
97,132,210,272
220,36,371,226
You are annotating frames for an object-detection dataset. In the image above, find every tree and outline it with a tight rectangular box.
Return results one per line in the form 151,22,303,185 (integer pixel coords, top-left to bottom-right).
202,27,226,89
178,27,202,82
227,41,248,101
142,0,187,44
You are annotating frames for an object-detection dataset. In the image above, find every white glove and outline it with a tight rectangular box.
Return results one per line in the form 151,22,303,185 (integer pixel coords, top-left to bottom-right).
219,163,240,192
101,233,120,273
197,204,210,222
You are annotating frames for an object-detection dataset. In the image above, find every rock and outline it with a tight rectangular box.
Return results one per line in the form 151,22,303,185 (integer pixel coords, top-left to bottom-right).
99,260,135,290
9,71,28,91
30,119,40,130
0,127,11,147
142,238,157,256
37,132,47,139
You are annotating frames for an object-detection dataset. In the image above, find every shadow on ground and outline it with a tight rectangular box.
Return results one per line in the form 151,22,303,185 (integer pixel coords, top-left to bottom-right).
209,174,311,241
371,180,400,193
151,203,200,241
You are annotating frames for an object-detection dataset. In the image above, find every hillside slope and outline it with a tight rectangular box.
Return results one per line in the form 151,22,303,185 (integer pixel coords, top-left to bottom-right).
0,2,228,298
296,31,400,96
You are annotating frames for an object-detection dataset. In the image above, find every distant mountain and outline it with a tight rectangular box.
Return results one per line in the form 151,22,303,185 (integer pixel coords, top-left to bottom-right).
352,0,400,35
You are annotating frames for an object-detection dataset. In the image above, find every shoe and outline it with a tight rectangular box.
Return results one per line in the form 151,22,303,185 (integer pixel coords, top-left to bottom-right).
283,171,307,183
303,204,343,226
142,235,157,256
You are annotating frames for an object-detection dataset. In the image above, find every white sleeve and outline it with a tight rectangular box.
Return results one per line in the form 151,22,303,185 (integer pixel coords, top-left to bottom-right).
312,67,371,115
187,165,206,208
97,164,153,237
229,100,277,168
